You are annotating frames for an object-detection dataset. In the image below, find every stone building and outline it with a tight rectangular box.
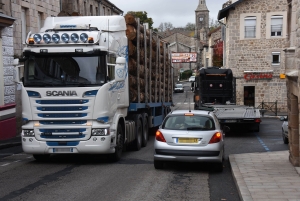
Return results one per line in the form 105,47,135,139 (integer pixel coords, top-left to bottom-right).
218,0,288,110
285,0,299,167
0,0,16,140
0,0,123,141
206,26,222,67
163,32,198,72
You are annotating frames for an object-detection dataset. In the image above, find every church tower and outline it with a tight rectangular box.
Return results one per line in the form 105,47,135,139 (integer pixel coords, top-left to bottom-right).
195,0,209,41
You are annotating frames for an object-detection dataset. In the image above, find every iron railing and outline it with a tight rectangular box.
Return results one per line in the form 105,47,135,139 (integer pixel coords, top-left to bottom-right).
256,101,278,116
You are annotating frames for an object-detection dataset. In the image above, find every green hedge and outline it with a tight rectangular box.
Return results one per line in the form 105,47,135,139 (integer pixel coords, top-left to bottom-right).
180,70,193,80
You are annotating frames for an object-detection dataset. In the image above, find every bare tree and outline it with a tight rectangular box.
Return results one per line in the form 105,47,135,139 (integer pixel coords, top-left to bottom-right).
209,18,220,31
157,22,174,32
185,22,195,31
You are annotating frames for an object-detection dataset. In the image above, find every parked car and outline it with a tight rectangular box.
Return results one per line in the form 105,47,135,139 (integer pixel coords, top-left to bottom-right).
154,109,230,172
189,76,195,82
174,83,184,93
280,116,288,144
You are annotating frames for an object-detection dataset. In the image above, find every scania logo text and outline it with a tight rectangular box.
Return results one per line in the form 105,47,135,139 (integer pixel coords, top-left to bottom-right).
46,91,77,96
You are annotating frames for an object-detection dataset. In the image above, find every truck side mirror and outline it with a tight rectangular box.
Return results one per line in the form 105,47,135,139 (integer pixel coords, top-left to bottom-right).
114,57,126,82
13,59,24,83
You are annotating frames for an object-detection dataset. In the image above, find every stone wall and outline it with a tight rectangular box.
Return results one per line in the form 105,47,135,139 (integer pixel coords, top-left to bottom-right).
287,0,300,166
224,0,288,111
207,27,222,67
2,26,15,105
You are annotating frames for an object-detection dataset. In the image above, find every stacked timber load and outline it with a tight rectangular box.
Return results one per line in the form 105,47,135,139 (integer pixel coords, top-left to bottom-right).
125,14,173,103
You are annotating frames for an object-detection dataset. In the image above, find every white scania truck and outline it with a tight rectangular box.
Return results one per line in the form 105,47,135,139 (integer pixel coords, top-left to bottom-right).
15,16,173,161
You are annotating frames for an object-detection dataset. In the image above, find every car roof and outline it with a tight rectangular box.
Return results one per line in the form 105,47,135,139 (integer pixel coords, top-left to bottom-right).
170,110,214,117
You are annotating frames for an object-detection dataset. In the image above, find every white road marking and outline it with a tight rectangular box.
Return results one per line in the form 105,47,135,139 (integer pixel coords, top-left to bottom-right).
14,160,21,163
1,163,10,167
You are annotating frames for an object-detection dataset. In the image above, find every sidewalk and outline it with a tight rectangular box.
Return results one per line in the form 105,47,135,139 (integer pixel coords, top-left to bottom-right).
230,151,300,201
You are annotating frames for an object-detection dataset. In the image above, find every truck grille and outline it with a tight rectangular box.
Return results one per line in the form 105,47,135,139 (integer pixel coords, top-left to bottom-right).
38,113,88,118
37,106,88,111
36,100,89,104
33,98,92,141
39,120,87,125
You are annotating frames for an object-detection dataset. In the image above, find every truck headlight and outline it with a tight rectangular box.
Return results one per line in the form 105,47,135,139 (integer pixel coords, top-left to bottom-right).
71,33,79,43
92,128,110,136
61,33,70,43
33,34,42,44
43,34,51,44
52,34,60,43
23,129,35,137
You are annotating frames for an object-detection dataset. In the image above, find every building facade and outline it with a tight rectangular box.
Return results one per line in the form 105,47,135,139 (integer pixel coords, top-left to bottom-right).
0,0,16,140
285,0,299,167
218,0,288,110
206,26,222,67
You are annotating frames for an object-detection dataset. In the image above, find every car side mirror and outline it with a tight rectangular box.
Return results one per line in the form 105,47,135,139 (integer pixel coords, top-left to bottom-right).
114,57,126,82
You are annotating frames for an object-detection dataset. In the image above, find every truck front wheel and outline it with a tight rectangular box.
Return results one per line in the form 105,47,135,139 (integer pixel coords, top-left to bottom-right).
108,124,124,162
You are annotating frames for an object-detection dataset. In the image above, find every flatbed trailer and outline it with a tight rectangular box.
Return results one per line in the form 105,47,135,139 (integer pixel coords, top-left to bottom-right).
210,104,261,132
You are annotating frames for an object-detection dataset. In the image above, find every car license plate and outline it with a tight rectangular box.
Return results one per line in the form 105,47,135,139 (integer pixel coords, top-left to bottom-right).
178,138,198,143
53,148,73,153
225,120,237,123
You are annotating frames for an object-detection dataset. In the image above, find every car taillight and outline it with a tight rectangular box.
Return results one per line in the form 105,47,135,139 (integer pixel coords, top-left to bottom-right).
209,132,222,144
255,118,261,123
155,130,166,142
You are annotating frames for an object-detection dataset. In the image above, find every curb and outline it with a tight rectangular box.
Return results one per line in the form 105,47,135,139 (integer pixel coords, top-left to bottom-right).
0,142,21,150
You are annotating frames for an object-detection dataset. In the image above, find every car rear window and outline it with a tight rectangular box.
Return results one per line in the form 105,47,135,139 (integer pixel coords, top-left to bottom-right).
175,84,183,88
162,115,215,130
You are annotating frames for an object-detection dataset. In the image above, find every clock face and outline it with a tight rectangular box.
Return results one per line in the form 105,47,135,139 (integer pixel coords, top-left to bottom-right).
199,17,203,22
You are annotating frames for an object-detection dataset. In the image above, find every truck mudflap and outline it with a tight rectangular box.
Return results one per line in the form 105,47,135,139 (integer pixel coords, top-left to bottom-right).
22,134,116,154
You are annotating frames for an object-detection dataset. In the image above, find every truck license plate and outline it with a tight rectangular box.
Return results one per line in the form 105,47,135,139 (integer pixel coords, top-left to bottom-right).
178,138,198,143
53,148,73,153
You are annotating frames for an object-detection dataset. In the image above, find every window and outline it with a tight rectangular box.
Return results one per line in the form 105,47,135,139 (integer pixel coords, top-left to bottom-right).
272,52,280,65
107,54,116,80
84,2,87,15
244,17,256,38
21,8,28,44
37,12,43,32
271,15,283,36
103,7,105,16
96,7,98,16
90,5,93,16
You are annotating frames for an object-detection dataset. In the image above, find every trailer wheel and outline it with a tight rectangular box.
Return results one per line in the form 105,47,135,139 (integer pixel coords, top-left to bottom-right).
142,113,149,147
33,154,50,162
133,115,142,151
108,123,124,162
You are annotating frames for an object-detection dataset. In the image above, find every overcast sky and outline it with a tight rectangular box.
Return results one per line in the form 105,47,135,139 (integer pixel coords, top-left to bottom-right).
109,0,226,28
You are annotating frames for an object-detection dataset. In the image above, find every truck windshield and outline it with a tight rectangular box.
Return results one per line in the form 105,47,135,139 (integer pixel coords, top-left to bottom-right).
23,54,107,87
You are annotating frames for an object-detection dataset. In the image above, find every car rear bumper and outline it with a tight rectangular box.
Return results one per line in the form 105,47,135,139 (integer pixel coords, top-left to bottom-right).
154,143,223,163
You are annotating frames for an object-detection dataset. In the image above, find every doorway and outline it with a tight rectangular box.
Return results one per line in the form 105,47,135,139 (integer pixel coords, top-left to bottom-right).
244,86,255,106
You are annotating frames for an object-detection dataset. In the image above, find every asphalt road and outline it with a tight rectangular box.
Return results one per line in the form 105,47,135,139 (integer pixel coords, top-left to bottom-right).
0,81,289,201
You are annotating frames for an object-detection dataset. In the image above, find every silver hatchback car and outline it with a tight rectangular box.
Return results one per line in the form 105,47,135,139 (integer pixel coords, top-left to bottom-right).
154,110,229,172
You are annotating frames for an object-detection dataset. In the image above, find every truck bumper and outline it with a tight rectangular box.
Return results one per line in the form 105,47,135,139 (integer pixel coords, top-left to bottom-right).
22,135,115,154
